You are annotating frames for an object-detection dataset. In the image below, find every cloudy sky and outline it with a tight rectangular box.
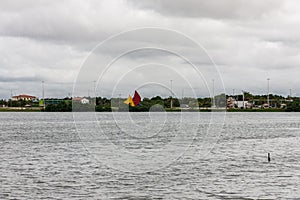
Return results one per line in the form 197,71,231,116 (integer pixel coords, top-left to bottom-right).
1,0,300,99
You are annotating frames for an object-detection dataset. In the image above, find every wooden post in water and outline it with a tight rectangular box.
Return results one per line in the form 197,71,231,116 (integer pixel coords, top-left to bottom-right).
268,153,271,162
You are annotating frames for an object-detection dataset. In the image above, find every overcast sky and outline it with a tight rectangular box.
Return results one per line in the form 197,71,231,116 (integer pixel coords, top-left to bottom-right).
1,0,300,99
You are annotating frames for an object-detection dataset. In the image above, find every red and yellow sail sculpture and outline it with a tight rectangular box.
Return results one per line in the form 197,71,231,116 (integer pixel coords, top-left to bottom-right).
124,90,141,107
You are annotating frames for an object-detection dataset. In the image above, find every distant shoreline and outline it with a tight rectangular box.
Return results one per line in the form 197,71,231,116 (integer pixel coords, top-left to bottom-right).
0,107,42,112
0,107,296,112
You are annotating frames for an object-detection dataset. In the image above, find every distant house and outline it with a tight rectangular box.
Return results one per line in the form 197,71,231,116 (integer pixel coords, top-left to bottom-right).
73,97,90,104
237,101,248,108
81,98,89,104
227,97,237,108
12,94,36,101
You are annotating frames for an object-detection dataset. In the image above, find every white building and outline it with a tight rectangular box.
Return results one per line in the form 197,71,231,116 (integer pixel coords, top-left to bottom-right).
81,98,89,104
73,97,90,104
236,101,248,108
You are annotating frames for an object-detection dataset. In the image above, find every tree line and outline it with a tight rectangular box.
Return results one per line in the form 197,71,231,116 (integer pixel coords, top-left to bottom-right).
1,92,299,112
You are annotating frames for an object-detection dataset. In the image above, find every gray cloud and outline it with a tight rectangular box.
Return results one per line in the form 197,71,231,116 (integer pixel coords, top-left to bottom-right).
0,0,300,98
128,0,283,19
0,76,38,82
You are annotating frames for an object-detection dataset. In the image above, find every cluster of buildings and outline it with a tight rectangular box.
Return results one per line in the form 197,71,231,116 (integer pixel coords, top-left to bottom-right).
11,94,89,103
227,97,253,109
226,97,288,109
1,94,90,108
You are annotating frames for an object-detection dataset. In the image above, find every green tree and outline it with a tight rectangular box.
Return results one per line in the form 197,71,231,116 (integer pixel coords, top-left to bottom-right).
286,100,300,112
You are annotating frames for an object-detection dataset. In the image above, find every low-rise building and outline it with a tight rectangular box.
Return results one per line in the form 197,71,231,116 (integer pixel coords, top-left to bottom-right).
12,94,36,101
73,97,90,104
227,97,237,108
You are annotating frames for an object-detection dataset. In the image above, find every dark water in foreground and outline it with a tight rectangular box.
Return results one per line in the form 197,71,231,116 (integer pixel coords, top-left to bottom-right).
0,112,299,199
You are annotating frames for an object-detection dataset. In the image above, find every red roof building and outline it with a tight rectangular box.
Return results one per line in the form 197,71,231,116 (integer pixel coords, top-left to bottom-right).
12,94,36,101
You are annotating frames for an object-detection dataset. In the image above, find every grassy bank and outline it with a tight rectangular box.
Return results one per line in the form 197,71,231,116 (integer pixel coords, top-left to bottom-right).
0,107,43,112
226,108,285,112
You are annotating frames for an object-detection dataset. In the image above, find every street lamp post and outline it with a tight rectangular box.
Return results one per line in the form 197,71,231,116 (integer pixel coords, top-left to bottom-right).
242,90,245,108
267,78,270,107
170,80,173,109
42,81,46,108
10,89,13,107
212,79,215,107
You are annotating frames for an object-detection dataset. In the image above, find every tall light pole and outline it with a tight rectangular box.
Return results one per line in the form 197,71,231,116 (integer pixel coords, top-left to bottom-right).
212,79,215,107
170,80,173,109
232,88,236,108
267,78,270,106
42,81,45,108
242,90,245,108
93,80,97,106
10,89,13,107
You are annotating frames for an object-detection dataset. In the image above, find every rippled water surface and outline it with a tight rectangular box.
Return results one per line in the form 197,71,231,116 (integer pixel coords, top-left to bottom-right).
0,112,299,199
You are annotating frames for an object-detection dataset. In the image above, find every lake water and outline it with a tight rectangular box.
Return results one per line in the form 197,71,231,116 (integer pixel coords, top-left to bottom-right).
0,112,299,199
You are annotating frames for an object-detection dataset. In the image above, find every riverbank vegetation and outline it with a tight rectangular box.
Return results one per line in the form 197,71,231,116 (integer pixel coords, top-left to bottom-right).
1,93,299,112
